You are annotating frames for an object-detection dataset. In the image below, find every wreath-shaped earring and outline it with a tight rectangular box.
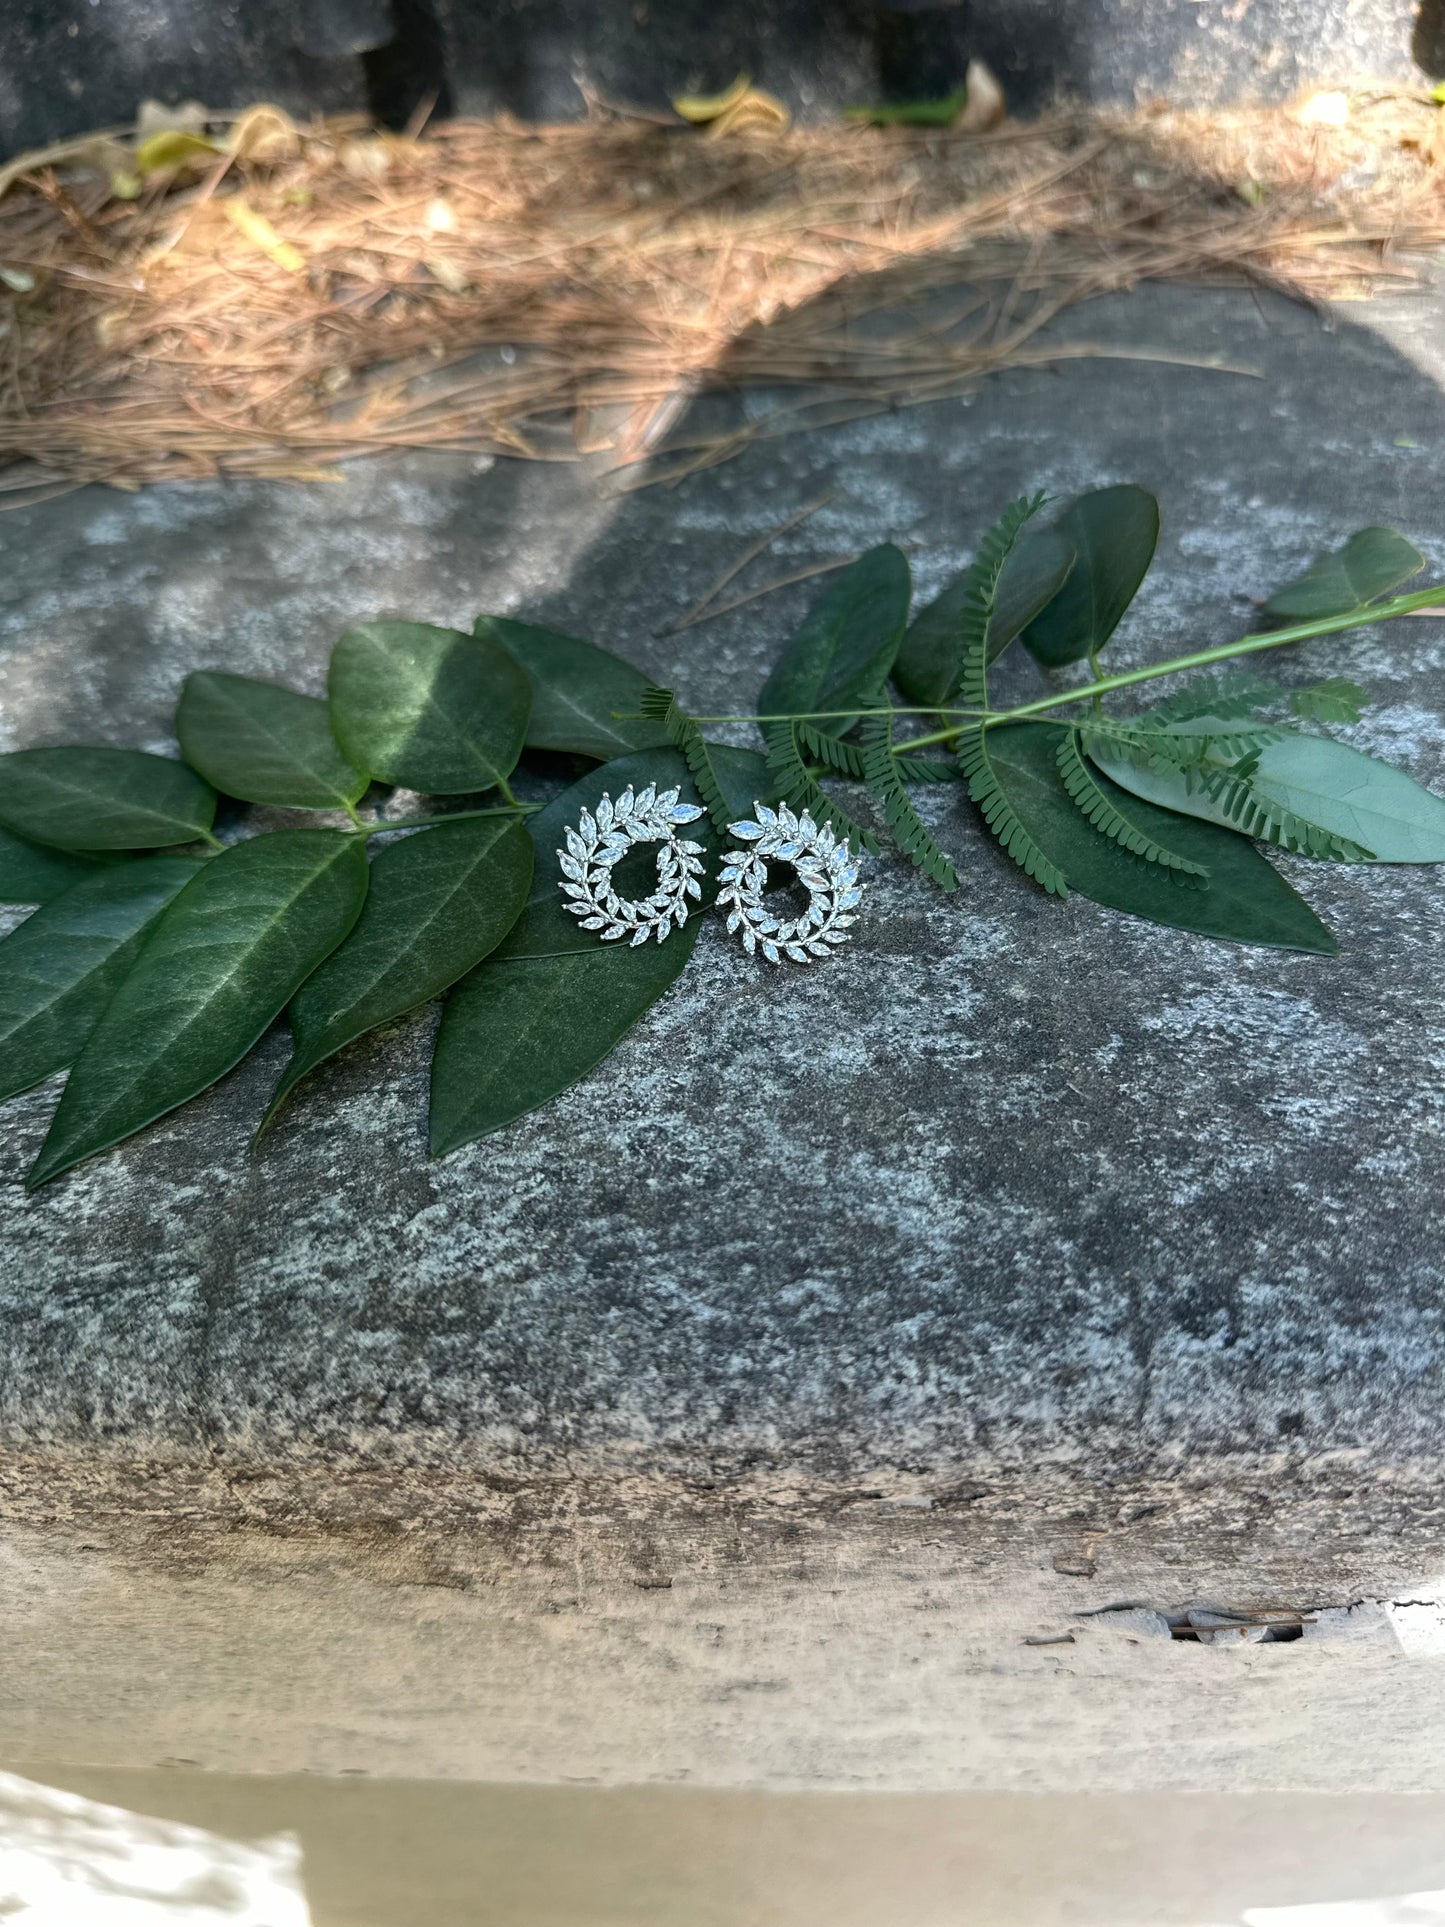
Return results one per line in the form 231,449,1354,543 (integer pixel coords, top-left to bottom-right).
559,785,706,944
718,802,863,963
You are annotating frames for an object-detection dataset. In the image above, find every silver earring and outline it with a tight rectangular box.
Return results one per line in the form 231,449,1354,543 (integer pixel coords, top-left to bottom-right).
718,802,863,963
559,785,706,945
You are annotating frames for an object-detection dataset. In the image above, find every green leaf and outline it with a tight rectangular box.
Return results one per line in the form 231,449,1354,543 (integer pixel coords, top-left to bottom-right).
1021,485,1160,668
1091,732,1445,863
952,494,1048,711
894,521,1073,706
1264,527,1424,619
859,712,958,891
27,830,368,1187
763,720,879,856
970,724,1337,952
477,617,672,761
0,747,217,851
0,826,110,903
757,544,911,717
958,726,1068,897
329,622,531,793
843,89,967,127
1289,677,1370,725
1144,672,1280,726
430,944,697,1155
0,859,201,1104
643,686,746,838
429,747,757,1153
176,671,367,809
1055,729,1207,879
262,816,533,1126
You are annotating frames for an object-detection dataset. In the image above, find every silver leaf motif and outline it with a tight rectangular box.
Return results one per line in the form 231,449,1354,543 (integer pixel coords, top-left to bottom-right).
558,785,708,946
715,798,865,965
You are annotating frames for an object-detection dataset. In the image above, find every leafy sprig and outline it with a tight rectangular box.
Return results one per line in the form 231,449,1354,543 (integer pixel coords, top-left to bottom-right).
2,493,1444,1187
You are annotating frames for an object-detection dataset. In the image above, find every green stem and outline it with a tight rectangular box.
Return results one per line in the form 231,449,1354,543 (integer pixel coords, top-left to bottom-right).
198,829,225,852
356,805,536,838
899,585,1445,750
495,773,520,808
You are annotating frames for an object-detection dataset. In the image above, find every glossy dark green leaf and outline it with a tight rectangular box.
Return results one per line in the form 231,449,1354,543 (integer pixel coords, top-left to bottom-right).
328,621,531,793
429,746,769,1154
758,544,911,715
1265,527,1424,619
27,830,368,1187
430,943,698,1154
476,616,671,760
0,747,217,851
977,724,1336,952
0,858,201,1104
0,825,110,903
1022,486,1159,668
263,816,533,1125
177,671,367,808
895,527,1075,705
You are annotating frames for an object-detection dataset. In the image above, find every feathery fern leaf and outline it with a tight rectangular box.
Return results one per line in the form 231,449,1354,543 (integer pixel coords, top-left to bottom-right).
795,720,867,778
1056,730,1207,882
859,714,959,891
957,726,1068,897
641,685,736,837
1192,763,1375,860
763,719,880,854
955,492,1049,711
1083,715,1285,772
894,753,965,783
1144,672,1281,727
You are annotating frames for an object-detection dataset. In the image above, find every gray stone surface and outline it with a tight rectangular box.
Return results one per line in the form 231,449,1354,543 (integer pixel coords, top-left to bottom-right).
2,281,1445,1496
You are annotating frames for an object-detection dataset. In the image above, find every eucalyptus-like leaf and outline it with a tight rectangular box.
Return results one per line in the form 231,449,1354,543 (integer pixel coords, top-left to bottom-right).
758,544,911,717
0,826,110,904
177,671,367,808
263,816,533,1126
0,747,216,851
477,617,671,760
27,830,368,1187
1093,731,1445,863
1022,486,1159,668
428,746,768,1154
895,526,1075,706
329,621,531,793
1265,527,1424,619
0,858,201,1104
975,724,1336,952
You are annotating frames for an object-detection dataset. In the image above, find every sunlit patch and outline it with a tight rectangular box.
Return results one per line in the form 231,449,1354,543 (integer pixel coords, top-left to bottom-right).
0,1771,311,1925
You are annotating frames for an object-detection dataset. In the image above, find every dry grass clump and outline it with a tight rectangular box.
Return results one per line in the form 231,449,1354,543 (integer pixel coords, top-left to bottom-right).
0,91,1442,500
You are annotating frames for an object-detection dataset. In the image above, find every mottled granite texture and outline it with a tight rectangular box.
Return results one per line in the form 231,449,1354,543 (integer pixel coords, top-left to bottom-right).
2,283,1444,1482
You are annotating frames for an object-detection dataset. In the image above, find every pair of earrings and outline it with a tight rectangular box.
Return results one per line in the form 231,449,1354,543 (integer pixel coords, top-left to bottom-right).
558,784,865,965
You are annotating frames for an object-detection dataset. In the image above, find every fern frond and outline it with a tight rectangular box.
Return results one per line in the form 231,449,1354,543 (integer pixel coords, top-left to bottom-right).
642,685,734,837
795,720,867,778
955,492,1049,711
859,714,959,891
1055,730,1207,882
1084,716,1285,772
894,754,965,783
1144,672,1280,726
763,719,880,854
1192,765,1375,861
957,726,1068,897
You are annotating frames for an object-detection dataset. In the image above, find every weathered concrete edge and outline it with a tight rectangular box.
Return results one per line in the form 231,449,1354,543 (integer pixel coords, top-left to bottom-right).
6,1446,1445,1791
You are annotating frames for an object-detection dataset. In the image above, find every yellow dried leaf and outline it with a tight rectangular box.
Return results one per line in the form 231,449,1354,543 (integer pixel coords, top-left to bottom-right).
135,129,224,177
228,104,301,165
672,74,753,123
221,198,306,273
